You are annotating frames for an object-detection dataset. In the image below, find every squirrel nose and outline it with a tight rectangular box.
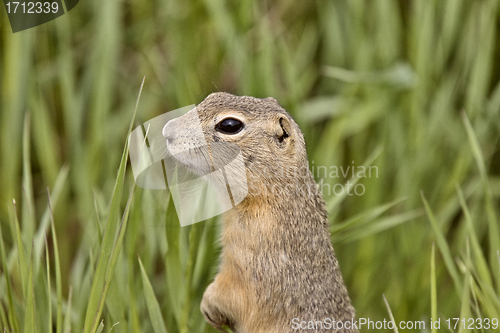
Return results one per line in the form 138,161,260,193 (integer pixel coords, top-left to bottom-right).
162,119,176,140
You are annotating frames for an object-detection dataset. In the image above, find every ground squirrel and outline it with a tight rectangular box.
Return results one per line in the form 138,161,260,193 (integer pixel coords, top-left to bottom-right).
162,93,357,333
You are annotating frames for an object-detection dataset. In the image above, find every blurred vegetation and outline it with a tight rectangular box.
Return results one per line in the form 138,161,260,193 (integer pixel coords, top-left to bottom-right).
1,0,500,332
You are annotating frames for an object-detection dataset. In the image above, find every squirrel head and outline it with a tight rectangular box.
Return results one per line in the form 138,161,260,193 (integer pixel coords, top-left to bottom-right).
163,92,311,201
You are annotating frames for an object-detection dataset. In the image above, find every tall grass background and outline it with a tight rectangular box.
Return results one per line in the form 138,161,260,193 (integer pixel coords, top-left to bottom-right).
1,0,500,332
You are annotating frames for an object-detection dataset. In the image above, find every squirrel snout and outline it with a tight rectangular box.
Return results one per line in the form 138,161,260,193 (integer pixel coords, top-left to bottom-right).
162,119,176,140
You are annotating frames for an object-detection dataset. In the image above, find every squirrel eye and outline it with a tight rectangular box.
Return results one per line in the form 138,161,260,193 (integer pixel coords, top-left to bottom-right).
216,118,244,134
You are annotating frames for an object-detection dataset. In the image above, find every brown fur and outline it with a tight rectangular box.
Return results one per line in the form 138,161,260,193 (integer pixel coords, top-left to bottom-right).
164,93,357,333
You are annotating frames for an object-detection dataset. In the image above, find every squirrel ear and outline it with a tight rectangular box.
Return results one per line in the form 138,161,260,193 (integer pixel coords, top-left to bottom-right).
274,117,292,145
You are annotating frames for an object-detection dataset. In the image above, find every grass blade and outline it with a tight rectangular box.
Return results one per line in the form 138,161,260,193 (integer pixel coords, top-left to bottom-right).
12,200,28,298
139,257,168,333
458,240,471,333
179,224,202,333
21,113,36,252
48,189,63,333
63,287,73,333
164,196,183,326
430,243,437,333
327,145,383,214
23,246,36,333
95,321,104,333
461,111,500,290
331,197,407,233
33,165,69,275
45,235,52,333
456,185,493,288
332,209,422,244
0,222,20,332
382,294,399,333
83,78,144,333
421,192,462,295
100,186,135,320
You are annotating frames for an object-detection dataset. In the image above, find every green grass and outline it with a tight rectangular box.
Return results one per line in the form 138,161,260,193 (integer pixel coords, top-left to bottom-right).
1,0,500,332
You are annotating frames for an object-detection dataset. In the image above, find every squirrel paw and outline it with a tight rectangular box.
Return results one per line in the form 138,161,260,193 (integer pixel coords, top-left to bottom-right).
201,285,233,332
